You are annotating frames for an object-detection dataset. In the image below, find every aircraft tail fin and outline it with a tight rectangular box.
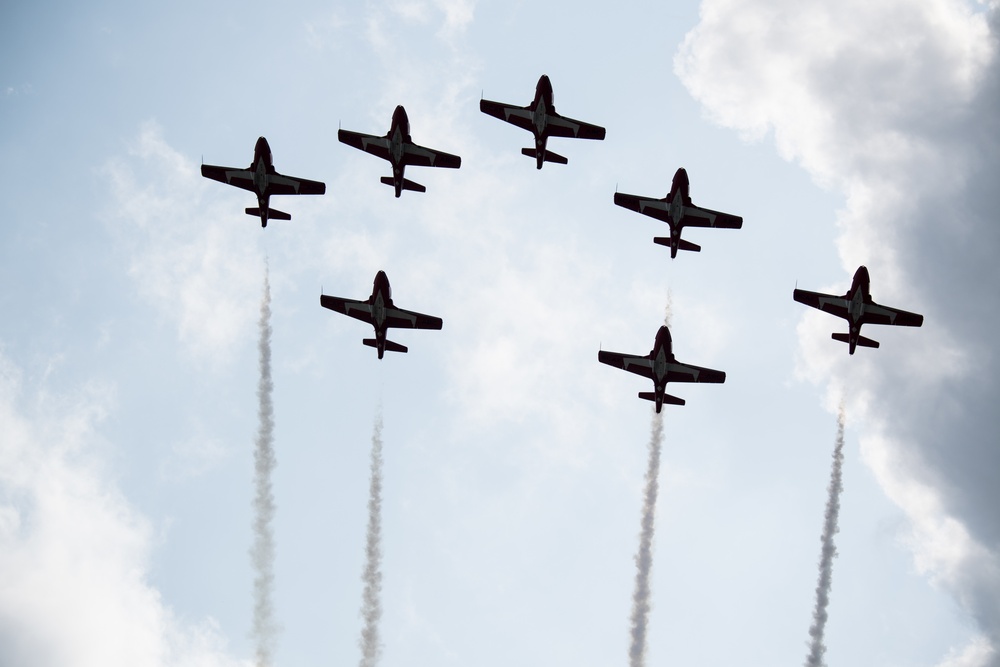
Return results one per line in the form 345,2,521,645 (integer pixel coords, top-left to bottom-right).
246,207,291,221
379,176,425,193
363,338,408,354
638,392,685,406
520,147,567,165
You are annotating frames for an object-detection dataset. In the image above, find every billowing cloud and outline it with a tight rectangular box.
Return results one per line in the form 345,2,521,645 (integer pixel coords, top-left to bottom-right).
0,352,247,667
677,0,1000,662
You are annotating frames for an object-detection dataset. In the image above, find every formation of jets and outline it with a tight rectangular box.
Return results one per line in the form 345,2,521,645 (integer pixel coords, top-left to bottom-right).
200,74,923,392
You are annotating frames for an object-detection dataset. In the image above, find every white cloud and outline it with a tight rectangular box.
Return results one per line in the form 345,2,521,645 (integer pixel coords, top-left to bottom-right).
677,0,1000,661
159,433,231,482
0,351,247,667
103,121,264,367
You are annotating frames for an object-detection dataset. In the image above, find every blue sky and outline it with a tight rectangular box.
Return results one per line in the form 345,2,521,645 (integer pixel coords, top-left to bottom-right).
2,1,998,666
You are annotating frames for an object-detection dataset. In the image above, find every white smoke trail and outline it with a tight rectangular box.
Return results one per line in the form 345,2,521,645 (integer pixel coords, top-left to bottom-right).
628,409,664,667
359,407,384,667
804,404,846,667
251,263,278,667
627,295,671,667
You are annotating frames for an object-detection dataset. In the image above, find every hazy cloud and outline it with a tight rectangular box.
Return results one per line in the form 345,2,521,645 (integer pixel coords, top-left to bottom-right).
0,352,247,667
159,433,231,482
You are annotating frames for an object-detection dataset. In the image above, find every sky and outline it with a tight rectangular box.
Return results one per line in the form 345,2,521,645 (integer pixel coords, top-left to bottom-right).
1,1,998,666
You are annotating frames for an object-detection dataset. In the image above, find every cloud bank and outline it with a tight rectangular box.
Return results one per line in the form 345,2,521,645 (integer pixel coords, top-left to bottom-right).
677,0,1000,662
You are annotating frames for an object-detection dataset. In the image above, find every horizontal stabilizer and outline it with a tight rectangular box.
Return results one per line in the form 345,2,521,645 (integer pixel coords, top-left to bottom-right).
832,333,879,349
379,176,426,193
520,147,568,164
363,338,408,354
638,392,685,406
653,237,701,253
246,207,291,221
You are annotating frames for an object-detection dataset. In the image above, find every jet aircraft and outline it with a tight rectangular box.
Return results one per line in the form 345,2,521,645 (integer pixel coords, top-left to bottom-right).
480,74,606,169
338,106,462,197
598,325,726,412
201,137,326,227
320,270,443,359
793,265,923,354
614,168,743,258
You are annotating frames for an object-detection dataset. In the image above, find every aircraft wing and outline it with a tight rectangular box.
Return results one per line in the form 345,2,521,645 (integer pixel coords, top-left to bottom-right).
544,112,606,140
614,192,671,223
266,173,326,196
863,301,924,327
201,164,256,193
598,350,654,379
665,361,726,384
680,203,743,229
384,306,443,331
480,99,535,133
793,289,850,319
338,129,392,162
320,295,375,325
403,143,462,169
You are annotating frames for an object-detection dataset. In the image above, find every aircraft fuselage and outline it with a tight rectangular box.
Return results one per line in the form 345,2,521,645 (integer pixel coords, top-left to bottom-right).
529,75,555,167
251,137,275,225
649,326,676,412
666,168,692,253
388,106,412,196
369,270,394,357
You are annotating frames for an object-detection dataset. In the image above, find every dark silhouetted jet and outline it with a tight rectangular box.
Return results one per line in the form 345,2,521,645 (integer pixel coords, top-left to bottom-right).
598,325,725,412
480,74,606,169
320,271,443,359
614,168,743,258
201,137,326,227
793,265,924,354
338,106,461,197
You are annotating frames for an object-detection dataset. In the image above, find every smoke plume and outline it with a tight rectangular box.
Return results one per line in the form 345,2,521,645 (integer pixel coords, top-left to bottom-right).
251,263,278,666
359,408,385,667
627,293,672,667
628,407,665,667
804,404,846,667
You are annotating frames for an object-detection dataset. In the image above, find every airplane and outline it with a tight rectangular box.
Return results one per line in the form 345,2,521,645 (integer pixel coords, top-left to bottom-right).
598,325,725,412
480,74,606,169
338,105,462,197
201,136,326,227
793,265,924,354
320,270,443,359
613,167,743,258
